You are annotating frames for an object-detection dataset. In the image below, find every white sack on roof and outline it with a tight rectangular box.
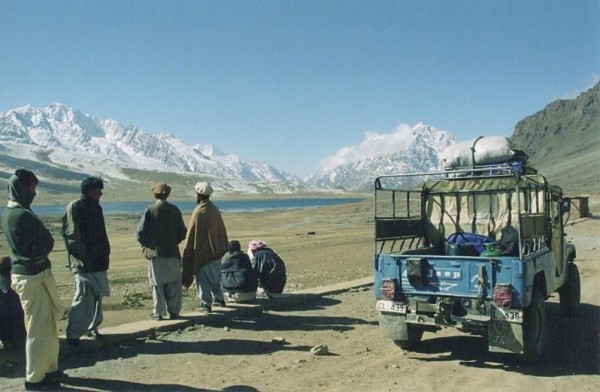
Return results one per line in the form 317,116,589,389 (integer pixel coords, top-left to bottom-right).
439,136,514,168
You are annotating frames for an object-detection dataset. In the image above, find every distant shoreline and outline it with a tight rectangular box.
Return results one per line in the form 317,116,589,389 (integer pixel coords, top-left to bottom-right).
26,190,370,206
1,196,367,217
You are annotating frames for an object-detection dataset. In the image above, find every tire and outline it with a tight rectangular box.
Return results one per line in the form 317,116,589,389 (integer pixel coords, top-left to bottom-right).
522,286,547,362
559,263,581,318
393,325,424,350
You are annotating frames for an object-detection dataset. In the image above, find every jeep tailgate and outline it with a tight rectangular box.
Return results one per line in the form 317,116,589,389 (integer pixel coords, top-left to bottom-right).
375,254,519,299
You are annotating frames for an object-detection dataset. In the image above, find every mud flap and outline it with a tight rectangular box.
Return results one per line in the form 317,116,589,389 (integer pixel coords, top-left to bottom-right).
378,312,409,341
488,319,524,354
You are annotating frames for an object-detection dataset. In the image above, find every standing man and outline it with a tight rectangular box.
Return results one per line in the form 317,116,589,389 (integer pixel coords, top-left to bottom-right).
182,182,228,313
136,183,187,320
2,169,66,390
63,176,110,346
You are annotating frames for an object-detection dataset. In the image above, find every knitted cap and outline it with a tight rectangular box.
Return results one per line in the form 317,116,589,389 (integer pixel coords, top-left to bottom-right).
194,182,213,196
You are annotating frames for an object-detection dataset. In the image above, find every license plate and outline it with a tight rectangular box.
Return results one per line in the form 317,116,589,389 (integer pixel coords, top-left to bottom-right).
494,307,523,323
376,300,407,314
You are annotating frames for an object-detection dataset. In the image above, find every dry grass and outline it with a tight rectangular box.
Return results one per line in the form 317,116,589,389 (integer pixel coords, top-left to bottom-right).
0,198,374,316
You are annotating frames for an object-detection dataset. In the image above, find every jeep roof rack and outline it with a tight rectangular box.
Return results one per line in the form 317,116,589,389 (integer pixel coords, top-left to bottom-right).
442,161,538,179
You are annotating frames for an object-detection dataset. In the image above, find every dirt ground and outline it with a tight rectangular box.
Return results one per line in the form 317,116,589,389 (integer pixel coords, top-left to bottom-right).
0,200,599,391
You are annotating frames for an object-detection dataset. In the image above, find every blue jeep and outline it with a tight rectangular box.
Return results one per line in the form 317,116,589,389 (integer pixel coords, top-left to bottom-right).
373,162,579,362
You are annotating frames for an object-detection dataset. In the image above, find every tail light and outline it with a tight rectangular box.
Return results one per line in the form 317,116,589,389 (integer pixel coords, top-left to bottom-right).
492,284,512,307
381,278,397,300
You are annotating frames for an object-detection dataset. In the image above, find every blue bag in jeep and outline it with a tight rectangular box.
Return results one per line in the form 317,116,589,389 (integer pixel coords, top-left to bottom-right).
447,232,494,255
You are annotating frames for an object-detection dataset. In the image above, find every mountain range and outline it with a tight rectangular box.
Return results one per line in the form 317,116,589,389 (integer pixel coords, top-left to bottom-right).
0,103,312,199
0,104,454,198
1,81,598,201
306,123,455,192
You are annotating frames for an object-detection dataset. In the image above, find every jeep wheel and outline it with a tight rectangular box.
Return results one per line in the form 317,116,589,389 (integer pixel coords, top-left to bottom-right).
559,263,581,318
522,287,547,362
393,325,424,350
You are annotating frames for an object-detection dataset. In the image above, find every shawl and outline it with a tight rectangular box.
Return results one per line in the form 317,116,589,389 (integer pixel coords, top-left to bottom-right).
181,200,228,288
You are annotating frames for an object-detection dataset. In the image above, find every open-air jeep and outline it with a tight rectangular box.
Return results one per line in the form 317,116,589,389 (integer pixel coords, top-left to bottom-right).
373,160,580,362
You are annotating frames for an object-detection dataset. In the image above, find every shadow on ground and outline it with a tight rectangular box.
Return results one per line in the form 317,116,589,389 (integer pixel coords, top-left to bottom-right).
409,302,599,376
0,292,372,382
55,377,259,391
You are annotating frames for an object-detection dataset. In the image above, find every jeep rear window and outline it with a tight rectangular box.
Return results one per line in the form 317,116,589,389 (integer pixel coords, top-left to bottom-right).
467,193,499,219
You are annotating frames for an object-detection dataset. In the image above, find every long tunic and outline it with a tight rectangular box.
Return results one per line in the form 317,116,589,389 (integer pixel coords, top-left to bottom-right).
182,200,228,288
2,173,64,383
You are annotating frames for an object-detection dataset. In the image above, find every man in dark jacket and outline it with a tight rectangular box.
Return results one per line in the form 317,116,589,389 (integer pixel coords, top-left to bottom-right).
136,183,187,320
221,240,257,303
63,176,111,346
2,169,65,390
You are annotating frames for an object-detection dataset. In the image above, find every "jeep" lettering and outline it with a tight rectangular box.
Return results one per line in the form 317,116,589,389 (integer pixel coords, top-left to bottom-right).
427,269,462,280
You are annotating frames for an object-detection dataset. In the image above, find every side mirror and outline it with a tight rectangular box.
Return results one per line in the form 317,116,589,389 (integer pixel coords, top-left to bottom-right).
560,197,571,214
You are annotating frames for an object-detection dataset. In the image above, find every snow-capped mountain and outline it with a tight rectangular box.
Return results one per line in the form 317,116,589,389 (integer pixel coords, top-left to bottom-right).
0,103,305,193
0,103,459,195
306,123,456,192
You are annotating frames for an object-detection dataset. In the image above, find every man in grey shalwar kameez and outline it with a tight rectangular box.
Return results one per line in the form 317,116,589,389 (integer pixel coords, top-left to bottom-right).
136,183,187,320
63,177,111,346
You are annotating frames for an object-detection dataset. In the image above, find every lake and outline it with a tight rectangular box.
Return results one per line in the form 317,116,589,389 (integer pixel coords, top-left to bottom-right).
0,197,365,217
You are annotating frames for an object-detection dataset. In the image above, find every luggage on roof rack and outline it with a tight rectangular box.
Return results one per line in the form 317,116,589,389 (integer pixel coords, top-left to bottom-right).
439,136,529,169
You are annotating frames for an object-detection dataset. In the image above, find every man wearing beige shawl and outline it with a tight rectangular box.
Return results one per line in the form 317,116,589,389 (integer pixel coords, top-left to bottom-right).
182,182,228,312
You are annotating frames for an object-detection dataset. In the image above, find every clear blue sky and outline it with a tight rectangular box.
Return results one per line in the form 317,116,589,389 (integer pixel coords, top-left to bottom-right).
1,1,598,177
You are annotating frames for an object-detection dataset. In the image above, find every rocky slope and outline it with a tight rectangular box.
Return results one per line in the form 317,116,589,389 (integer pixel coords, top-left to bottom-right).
511,82,600,195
